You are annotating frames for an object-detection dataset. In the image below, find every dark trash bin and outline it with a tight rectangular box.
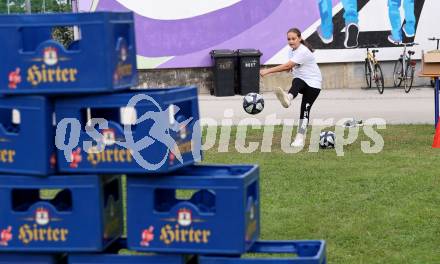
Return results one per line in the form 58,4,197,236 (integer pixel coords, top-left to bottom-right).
237,49,262,95
210,49,237,97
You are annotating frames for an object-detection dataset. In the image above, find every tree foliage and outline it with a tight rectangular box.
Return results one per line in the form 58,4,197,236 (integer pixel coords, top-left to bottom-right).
52,25,74,48
0,0,72,14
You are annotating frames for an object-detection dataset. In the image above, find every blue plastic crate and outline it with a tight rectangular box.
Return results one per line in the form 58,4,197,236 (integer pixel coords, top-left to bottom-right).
0,96,55,175
0,253,63,264
0,12,137,95
126,164,260,254
68,239,195,264
0,175,123,252
199,240,326,264
55,87,202,174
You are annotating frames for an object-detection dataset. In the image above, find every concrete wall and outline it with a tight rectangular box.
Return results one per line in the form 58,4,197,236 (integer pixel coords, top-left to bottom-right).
138,67,214,92
137,61,433,93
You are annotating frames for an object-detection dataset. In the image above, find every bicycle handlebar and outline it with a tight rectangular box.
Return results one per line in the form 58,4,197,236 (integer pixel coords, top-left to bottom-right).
428,37,440,49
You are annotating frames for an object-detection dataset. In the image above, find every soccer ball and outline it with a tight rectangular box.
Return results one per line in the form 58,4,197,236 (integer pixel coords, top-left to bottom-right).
243,93,264,115
319,131,335,149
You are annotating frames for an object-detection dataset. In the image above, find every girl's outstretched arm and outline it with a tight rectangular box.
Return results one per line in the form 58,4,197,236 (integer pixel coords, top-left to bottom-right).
260,61,295,77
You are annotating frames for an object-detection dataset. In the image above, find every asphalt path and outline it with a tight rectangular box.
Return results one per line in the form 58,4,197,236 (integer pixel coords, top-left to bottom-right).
198,87,437,126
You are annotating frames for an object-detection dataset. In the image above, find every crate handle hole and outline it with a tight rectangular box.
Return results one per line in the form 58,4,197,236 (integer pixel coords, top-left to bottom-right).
154,189,216,213
103,178,121,207
0,108,20,134
19,25,82,52
82,107,121,128
12,188,73,212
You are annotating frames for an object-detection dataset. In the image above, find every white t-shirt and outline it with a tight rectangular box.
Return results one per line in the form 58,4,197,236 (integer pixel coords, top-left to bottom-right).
288,44,322,89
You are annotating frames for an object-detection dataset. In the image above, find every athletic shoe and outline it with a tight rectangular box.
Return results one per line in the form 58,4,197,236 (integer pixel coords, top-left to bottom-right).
274,87,291,108
402,27,415,43
387,34,401,45
402,24,415,38
291,133,305,147
343,118,363,128
317,27,333,44
344,23,359,48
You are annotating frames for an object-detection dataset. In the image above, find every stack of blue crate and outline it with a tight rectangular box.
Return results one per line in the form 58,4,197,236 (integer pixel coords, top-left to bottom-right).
0,12,138,264
0,11,326,264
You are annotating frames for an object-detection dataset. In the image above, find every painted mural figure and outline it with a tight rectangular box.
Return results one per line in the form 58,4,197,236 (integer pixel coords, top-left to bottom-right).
317,0,359,48
387,0,415,44
88,0,430,66
260,28,322,148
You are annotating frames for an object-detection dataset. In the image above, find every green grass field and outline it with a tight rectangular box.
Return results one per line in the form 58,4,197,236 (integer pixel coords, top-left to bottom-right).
201,125,440,264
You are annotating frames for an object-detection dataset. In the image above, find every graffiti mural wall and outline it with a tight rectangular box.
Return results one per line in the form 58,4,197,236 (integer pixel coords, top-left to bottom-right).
79,0,439,69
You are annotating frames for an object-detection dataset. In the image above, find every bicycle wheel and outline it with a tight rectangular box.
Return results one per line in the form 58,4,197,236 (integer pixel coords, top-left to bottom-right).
364,59,372,88
404,64,415,93
374,64,385,94
393,59,403,87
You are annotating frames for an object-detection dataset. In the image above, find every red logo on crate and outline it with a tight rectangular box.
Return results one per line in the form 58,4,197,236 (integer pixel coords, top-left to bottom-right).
26,46,78,86
18,208,68,244
35,208,50,226
120,44,128,62
140,226,154,246
169,152,175,165
159,208,211,245
43,46,58,66
177,208,192,227
8,68,21,89
0,226,12,246
70,147,82,168
50,153,57,168
102,128,116,146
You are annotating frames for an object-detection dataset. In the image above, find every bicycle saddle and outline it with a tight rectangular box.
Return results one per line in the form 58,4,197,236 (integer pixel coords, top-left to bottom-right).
408,51,415,55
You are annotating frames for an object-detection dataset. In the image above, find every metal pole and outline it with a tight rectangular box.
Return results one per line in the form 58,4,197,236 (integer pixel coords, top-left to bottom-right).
43,0,45,13
7,0,10,14
25,0,31,14
72,0,79,12
72,0,81,40
435,77,439,128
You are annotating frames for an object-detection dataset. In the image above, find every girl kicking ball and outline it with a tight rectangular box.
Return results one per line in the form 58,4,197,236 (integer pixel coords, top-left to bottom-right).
260,28,322,147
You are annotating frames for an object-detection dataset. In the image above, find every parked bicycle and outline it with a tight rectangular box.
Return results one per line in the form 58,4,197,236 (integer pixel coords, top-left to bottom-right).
361,44,384,94
428,37,440,87
392,42,419,93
